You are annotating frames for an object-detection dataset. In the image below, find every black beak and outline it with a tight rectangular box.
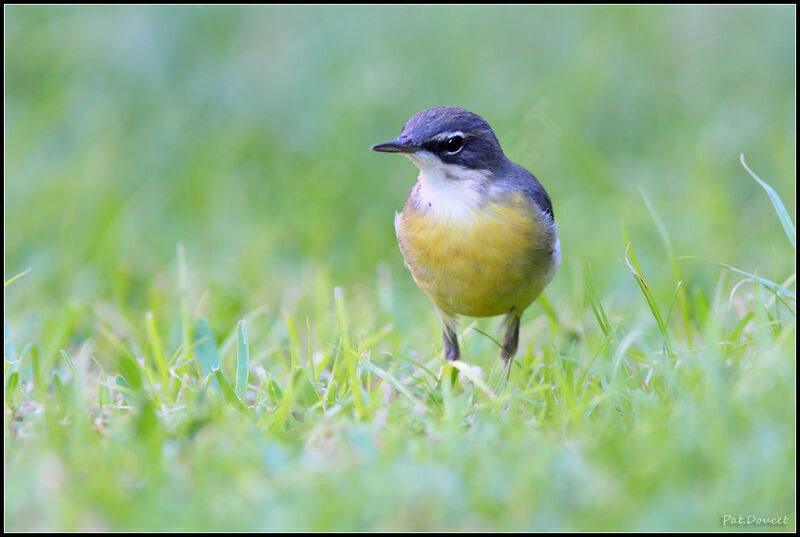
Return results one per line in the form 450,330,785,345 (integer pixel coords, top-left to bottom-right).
370,138,420,154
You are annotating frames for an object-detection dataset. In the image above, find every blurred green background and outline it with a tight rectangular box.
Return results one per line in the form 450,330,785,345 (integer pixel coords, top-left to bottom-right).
4,5,796,531
5,5,795,320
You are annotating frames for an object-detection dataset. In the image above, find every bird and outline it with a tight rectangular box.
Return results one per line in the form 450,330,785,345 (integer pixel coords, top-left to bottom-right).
371,106,560,365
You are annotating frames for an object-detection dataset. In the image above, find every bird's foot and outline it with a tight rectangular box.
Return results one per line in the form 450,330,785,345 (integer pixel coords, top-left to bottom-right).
442,325,460,361
500,314,520,364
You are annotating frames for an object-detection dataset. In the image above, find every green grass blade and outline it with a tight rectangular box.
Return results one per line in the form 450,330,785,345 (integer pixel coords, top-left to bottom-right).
291,367,321,408
740,154,796,249
5,371,19,406
267,378,283,407
235,319,250,401
260,371,296,431
680,256,795,300
450,360,496,400
306,317,315,383
145,311,170,394
383,351,438,381
51,373,68,407
765,273,796,310
179,373,214,426
4,267,31,288
641,189,693,346
282,310,299,369
360,360,420,405
116,352,144,393
470,326,503,351
214,367,254,419
334,287,363,418
177,243,192,370
59,349,77,378
584,260,613,341
622,243,674,358
194,317,221,391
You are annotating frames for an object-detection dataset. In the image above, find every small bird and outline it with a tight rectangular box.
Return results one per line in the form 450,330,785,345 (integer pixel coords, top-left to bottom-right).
372,106,560,365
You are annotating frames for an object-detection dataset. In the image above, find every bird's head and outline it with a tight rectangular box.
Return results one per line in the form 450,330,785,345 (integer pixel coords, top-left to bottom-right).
371,106,507,173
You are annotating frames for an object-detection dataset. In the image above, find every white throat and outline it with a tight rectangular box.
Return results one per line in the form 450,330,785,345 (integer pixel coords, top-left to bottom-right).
406,151,491,222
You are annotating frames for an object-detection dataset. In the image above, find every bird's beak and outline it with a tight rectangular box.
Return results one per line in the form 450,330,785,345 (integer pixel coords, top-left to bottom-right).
370,138,420,154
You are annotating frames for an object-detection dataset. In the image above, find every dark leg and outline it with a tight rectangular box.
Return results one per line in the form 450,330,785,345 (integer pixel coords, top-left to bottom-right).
500,313,520,363
442,325,460,361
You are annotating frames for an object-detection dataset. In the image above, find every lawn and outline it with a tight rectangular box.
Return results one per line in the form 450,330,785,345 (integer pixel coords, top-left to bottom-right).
4,5,796,531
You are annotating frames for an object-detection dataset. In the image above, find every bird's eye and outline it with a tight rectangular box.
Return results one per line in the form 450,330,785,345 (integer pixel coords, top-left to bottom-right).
444,135,464,153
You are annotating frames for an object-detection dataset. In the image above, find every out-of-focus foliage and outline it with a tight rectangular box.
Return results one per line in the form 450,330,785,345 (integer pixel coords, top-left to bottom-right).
5,6,795,311
4,5,796,531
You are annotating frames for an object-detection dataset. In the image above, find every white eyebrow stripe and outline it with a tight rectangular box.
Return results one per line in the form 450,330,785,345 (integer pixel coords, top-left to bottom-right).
430,130,464,142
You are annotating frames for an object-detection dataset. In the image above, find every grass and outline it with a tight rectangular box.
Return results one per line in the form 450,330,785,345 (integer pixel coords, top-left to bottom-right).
4,157,795,531
4,5,796,531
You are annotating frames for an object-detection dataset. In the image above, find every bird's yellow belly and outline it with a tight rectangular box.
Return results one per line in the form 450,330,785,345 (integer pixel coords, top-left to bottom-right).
396,192,556,318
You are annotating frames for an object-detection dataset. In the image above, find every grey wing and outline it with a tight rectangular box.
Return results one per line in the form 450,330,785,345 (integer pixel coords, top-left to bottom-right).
512,162,554,222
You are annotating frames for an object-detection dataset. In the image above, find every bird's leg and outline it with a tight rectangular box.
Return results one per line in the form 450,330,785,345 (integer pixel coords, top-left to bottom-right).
500,312,520,363
442,324,460,361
